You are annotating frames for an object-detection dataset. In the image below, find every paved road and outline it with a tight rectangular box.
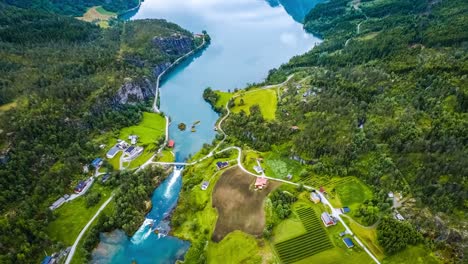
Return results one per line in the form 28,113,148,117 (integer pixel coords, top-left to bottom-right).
153,36,207,113
64,195,114,264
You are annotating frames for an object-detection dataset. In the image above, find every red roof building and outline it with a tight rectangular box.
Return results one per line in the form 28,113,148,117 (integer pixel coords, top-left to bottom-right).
255,177,268,189
319,186,326,193
168,140,175,148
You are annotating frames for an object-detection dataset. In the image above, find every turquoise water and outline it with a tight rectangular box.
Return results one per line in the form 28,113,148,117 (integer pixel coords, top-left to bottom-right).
92,0,322,263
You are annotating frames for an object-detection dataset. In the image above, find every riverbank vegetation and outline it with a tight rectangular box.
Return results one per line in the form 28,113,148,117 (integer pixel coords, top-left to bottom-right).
206,0,467,262
0,2,195,262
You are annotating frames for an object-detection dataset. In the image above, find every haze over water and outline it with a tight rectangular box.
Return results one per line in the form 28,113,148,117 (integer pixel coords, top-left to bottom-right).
92,0,322,263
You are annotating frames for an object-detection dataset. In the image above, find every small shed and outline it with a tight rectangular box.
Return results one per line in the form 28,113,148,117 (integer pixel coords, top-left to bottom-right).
253,165,263,174
102,174,111,183
341,207,350,214
91,158,103,168
343,237,354,248
216,161,229,170
168,140,175,148
201,181,209,190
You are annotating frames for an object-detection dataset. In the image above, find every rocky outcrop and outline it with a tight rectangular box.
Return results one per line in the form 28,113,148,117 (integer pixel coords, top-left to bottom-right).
152,62,171,78
152,33,194,56
114,77,155,105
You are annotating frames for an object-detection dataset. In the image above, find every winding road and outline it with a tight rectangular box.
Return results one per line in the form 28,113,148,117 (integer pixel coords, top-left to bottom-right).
65,38,380,264
64,195,114,264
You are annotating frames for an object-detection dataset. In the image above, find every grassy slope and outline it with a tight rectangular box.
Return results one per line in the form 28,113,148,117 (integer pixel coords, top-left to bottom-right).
231,89,277,120
46,183,112,245
214,91,233,110
70,201,115,264
103,112,166,169
207,231,261,263
77,6,116,28
382,245,440,264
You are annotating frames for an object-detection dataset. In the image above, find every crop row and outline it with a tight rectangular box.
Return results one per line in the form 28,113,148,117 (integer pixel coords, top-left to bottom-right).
274,207,333,263
296,208,323,232
275,232,333,263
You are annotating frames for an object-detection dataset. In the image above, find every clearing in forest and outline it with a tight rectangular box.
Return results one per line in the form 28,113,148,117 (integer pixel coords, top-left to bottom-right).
211,166,280,242
231,89,277,120
77,6,116,28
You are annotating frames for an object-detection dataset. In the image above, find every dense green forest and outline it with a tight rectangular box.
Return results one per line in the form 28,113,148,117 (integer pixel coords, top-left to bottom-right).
219,0,467,261
0,3,193,262
2,0,139,16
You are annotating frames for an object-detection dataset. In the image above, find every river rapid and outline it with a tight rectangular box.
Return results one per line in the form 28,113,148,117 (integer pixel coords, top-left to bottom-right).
92,0,322,263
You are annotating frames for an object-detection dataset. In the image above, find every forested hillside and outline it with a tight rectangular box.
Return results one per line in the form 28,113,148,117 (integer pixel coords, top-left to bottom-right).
222,0,467,261
0,3,193,262
2,0,139,16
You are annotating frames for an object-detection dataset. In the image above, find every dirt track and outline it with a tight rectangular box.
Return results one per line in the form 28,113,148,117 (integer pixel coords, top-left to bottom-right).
211,166,280,242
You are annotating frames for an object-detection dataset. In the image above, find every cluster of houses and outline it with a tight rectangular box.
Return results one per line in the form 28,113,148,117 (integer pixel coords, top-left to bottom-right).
49,157,103,211
106,135,144,161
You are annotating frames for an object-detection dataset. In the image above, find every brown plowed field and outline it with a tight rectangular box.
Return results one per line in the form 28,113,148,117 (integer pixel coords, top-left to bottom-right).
211,166,280,242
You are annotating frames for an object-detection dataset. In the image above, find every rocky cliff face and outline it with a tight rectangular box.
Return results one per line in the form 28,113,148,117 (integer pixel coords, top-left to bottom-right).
112,34,194,106
114,77,155,105
152,33,194,56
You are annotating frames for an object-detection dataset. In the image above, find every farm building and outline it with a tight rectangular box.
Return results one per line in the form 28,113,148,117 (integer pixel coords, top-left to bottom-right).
395,213,405,221
106,146,120,159
216,161,229,170
253,165,263,174
129,135,138,145
74,181,88,193
310,192,321,204
125,146,143,160
343,237,355,248
286,173,292,180
321,212,336,227
168,140,175,148
201,181,209,190
101,174,111,183
341,207,350,213
254,177,268,189
117,140,129,149
91,158,103,168
388,191,394,198
49,197,67,211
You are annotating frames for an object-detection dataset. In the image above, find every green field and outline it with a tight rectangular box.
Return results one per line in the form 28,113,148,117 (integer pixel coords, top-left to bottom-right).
70,201,115,264
382,245,440,264
214,91,233,110
46,183,112,245
264,150,305,180
335,178,373,211
104,112,166,169
345,217,385,260
207,231,261,263
231,89,277,120
274,207,333,263
273,217,306,243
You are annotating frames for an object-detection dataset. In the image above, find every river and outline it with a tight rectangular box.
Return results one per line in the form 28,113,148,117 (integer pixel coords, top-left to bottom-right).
92,0,322,263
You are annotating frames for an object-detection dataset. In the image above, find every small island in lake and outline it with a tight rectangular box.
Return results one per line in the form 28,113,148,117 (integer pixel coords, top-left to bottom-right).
178,122,186,131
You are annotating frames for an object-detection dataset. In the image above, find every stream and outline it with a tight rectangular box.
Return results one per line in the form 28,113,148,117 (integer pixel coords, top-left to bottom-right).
92,0,322,263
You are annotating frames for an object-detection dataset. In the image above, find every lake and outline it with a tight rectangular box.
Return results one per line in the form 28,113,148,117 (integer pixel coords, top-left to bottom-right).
92,0,322,263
